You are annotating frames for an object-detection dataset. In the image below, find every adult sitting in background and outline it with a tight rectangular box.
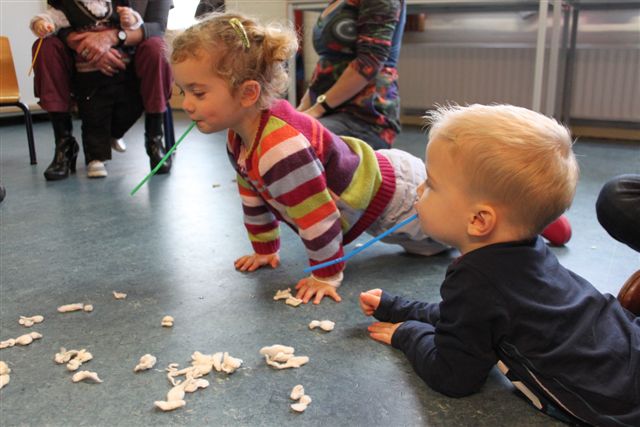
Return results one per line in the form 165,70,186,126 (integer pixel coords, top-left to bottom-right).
194,0,224,17
297,0,406,149
32,0,173,181
31,1,145,178
596,174,640,315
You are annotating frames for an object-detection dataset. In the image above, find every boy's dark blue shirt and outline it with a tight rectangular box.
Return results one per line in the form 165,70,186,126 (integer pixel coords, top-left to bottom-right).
375,236,640,426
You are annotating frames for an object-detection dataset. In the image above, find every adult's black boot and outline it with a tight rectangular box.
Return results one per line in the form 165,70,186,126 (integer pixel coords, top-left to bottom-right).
145,112,171,174
44,113,80,181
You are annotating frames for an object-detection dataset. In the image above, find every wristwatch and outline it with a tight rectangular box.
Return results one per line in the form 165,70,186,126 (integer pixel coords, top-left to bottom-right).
316,94,335,113
116,29,127,47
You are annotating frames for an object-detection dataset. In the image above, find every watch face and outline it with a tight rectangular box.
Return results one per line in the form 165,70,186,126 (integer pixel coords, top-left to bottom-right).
317,94,326,103
118,30,126,41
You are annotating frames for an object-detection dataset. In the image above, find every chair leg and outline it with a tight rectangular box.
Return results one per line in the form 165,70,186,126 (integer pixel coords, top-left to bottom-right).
163,104,175,152
15,101,37,165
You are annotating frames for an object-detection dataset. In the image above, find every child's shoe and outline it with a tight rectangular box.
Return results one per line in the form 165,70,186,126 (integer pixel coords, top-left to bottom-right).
541,215,572,246
87,160,107,178
111,138,126,153
618,270,640,316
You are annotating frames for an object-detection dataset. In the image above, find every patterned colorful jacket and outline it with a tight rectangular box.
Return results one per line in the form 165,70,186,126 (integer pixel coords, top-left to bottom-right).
308,0,406,146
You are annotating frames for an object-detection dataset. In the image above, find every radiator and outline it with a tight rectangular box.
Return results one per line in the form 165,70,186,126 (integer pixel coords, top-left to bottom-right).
398,44,640,123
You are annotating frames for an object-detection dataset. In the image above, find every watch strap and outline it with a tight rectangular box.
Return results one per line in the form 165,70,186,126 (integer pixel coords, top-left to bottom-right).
317,94,335,113
320,99,334,113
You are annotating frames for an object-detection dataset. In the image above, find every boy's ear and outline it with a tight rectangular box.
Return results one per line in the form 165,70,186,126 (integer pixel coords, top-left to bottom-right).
239,80,261,107
467,204,496,237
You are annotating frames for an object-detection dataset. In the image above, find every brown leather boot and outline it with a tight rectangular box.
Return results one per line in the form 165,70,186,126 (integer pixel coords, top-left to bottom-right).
618,270,640,316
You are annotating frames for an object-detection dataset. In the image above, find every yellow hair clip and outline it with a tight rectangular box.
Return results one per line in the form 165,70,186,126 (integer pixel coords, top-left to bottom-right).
229,18,250,50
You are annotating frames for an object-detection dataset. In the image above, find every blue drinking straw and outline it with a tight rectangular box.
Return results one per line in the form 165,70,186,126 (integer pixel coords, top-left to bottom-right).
303,213,418,273
130,121,196,196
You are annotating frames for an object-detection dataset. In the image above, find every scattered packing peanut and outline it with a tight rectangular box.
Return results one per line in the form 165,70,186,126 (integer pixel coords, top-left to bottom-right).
0,361,10,390
220,352,243,374
273,288,292,301
166,351,243,385
300,395,312,405
259,345,294,359
155,381,187,412
260,345,309,369
290,384,304,400
54,348,77,364
57,303,83,312
161,316,174,327
57,303,93,313
273,288,303,307
15,332,43,346
285,297,303,307
267,356,309,370
309,320,335,332
158,351,242,412
290,384,312,413
291,402,307,412
291,395,312,412
183,378,209,393
0,339,16,349
112,291,127,300
54,348,93,371
134,354,157,372
155,399,186,412
66,350,93,371
18,315,44,327
71,370,102,383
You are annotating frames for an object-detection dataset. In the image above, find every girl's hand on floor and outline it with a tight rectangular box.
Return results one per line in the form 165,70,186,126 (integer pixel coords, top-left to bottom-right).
234,252,280,272
295,276,342,304
367,321,402,345
359,288,382,316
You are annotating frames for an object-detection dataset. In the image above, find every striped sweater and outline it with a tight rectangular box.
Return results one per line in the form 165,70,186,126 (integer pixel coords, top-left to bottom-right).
227,100,396,277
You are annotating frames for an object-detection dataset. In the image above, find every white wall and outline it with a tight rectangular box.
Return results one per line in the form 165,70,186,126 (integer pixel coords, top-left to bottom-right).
1,0,45,110
0,0,289,114
226,0,287,24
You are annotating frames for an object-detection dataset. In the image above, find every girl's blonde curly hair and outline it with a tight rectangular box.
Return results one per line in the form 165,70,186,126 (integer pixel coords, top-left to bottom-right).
170,12,298,110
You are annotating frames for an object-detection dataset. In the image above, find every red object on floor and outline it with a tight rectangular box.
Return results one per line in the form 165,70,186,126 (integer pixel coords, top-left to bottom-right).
618,270,640,316
541,215,572,246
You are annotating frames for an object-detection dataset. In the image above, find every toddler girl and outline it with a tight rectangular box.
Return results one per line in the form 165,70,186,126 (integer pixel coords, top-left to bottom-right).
170,12,446,304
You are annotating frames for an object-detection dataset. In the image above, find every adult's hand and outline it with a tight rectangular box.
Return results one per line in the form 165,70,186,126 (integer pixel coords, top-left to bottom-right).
302,103,325,119
67,30,116,62
94,49,127,76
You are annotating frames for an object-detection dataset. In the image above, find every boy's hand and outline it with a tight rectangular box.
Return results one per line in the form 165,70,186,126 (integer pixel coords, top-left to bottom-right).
34,20,54,38
359,288,382,316
117,6,136,28
295,275,342,304
367,321,402,345
234,252,280,272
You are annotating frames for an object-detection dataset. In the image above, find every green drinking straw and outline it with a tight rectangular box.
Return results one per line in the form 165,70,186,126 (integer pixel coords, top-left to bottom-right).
130,121,196,196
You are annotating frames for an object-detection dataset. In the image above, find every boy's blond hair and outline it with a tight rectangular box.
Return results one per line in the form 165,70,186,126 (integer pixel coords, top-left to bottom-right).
425,104,579,237
170,12,298,109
